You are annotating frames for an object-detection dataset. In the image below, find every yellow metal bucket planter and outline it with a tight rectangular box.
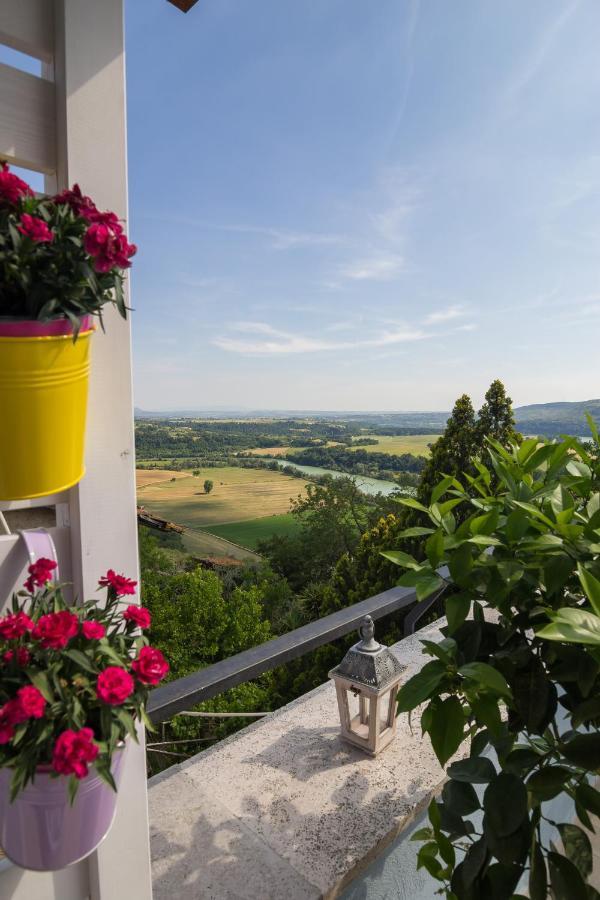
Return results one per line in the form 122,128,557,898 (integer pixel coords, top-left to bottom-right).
0,317,94,500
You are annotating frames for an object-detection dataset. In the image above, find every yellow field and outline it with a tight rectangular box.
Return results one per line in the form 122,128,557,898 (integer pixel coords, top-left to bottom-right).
244,446,302,457
349,434,439,456
136,466,307,530
136,469,189,489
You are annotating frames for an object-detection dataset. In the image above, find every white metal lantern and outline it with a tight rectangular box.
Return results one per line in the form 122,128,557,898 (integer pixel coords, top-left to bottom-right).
329,615,405,756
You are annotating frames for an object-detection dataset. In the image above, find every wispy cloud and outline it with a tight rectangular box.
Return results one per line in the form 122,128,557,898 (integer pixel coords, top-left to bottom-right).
499,1,579,114
143,213,343,251
338,254,405,282
423,305,465,325
213,321,427,355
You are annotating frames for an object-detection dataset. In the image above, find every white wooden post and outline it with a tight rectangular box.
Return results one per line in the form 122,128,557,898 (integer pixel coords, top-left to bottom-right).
0,1,153,896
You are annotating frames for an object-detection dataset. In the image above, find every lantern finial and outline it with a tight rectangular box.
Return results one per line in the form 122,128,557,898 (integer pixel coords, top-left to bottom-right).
357,615,380,653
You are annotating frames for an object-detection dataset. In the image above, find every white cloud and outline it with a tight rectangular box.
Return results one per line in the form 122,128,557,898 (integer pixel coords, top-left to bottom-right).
213,321,427,355
423,305,465,325
338,254,404,282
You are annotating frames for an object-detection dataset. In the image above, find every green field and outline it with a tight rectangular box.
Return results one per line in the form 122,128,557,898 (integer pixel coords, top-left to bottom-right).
202,513,301,550
349,434,439,456
137,465,308,556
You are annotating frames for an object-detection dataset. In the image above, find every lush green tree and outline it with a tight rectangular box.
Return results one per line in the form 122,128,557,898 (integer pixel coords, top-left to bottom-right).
259,476,393,591
139,531,273,772
476,378,519,445
203,479,214,494
192,469,200,477
417,394,477,505
387,428,600,899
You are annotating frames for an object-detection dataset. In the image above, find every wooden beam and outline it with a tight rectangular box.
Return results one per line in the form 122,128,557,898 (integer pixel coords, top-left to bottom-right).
0,0,54,63
0,63,55,173
167,0,200,11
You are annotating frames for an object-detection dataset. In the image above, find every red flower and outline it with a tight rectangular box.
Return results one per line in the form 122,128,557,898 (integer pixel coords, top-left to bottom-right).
3,647,31,667
17,213,54,243
96,667,134,705
0,706,15,745
123,605,151,629
84,222,136,274
0,163,32,205
98,570,137,597
53,184,98,221
16,686,46,719
24,557,57,593
0,610,33,640
52,728,99,779
32,610,79,650
82,620,106,640
131,646,169,686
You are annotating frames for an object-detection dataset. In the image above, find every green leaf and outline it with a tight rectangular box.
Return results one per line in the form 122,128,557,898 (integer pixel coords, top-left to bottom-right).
442,779,480,816
548,851,588,900
576,783,600,818
63,648,98,674
466,534,502,547
431,476,457,504
416,572,444,602
448,755,496,784
396,660,446,713
458,836,488,888
446,594,471,635
529,839,547,900
428,797,442,831
483,818,530,867
115,708,137,740
577,564,600,616
504,747,542,776
395,497,430,513
558,824,592,878
537,609,600,646
458,662,512,697
397,527,435,538
561,733,600,770
470,508,499,536
67,775,79,806
25,669,54,703
527,766,571,802
448,542,473,585
426,530,445,568
483,773,528,838
426,695,465,766
380,550,420,570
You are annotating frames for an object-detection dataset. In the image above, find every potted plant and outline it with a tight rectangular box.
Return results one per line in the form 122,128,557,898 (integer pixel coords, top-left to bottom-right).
0,560,168,871
0,163,136,500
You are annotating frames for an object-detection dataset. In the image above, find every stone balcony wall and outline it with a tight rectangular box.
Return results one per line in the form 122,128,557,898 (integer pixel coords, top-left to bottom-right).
148,619,455,899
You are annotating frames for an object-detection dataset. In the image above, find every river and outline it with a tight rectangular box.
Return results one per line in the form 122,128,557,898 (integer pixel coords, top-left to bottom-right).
264,460,408,497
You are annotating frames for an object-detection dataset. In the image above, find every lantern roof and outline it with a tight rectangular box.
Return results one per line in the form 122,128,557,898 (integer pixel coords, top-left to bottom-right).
329,616,405,692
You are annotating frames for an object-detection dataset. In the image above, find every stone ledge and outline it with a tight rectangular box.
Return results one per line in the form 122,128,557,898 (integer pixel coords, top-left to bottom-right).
148,619,455,900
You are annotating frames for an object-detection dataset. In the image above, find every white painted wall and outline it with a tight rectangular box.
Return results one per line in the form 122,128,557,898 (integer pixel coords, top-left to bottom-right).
0,2,152,896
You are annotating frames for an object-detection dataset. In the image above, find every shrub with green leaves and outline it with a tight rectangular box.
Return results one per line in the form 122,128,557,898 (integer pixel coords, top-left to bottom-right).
385,419,600,899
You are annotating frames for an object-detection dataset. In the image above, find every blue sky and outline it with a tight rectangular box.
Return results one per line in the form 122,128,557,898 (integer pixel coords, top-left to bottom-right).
125,0,600,411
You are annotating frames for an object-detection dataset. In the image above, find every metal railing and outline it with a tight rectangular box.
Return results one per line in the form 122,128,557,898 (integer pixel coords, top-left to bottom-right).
147,569,448,723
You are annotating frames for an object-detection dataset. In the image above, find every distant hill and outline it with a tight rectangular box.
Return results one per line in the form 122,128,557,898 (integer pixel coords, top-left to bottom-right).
134,400,600,438
514,399,600,437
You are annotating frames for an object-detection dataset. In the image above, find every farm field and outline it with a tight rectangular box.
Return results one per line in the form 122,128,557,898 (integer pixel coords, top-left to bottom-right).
180,529,258,561
136,466,308,553
349,434,439,456
203,513,301,550
244,446,305,457
136,469,189,488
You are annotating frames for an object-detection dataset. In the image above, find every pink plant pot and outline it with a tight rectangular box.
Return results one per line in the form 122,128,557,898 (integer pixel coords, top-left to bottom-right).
0,743,126,872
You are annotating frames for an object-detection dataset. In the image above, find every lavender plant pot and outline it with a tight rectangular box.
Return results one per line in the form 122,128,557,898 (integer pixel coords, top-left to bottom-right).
0,743,127,872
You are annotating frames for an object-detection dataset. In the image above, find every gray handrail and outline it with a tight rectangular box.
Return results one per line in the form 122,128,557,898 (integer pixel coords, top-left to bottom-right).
147,568,448,723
